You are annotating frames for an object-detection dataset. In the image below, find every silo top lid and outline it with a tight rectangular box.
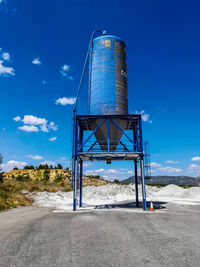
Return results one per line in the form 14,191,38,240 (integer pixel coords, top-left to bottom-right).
94,35,125,46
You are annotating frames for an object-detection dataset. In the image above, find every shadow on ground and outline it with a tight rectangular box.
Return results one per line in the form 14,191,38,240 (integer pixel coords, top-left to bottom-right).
95,201,167,210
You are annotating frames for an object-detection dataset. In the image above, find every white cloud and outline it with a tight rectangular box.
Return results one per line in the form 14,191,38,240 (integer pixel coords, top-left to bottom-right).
158,166,182,174
150,162,162,167
2,160,27,172
32,57,41,65
85,168,105,175
26,155,43,160
40,160,55,166
127,170,133,174
107,169,119,173
135,110,152,123
85,168,120,175
49,136,57,142
60,64,69,75
49,122,58,131
60,64,73,79
56,97,76,105
191,156,200,162
0,60,15,76
13,116,21,122
22,115,47,125
83,162,92,168
2,52,11,61
165,160,179,164
18,125,39,132
40,124,49,132
187,164,200,175
14,115,57,133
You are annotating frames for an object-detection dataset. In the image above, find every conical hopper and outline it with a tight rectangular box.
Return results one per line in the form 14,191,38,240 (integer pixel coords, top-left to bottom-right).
91,118,127,151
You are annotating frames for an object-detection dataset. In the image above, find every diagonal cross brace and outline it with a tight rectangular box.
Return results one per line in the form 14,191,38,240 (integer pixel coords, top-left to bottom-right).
111,118,134,145
78,118,105,151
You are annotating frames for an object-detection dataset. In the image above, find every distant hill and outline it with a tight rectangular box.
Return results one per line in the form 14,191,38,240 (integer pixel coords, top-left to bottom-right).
121,175,200,186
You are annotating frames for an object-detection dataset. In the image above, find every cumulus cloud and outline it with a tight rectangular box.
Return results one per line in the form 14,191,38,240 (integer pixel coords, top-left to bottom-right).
14,115,58,133
83,162,92,168
150,162,162,167
191,156,200,162
49,136,57,142
2,52,11,61
165,160,179,164
187,164,200,175
32,57,41,65
22,115,47,125
18,125,39,132
2,160,27,172
13,116,21,122
85,168,120,175
49,122,58,131
40,124,48,132
135,110,152,123
60,64,73,79
0,60,15,76
158,166,182,174
26,155,43,160
56,97,76,105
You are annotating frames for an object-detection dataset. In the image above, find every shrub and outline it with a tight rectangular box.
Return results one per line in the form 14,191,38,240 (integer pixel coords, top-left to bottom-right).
43,169,50,181
16,174,30,182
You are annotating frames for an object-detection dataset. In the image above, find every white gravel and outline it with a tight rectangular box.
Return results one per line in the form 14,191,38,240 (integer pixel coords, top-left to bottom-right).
33,184,200,209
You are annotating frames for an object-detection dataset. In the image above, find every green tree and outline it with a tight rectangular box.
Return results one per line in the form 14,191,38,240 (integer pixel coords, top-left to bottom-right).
57,164,63,169
13,167,18,170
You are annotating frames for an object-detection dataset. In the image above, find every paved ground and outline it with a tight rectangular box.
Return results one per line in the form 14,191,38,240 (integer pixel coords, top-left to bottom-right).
0,203,200,267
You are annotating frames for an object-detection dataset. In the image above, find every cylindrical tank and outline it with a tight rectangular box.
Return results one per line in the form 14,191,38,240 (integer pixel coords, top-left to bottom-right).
89,35,128,115
89,34,128,151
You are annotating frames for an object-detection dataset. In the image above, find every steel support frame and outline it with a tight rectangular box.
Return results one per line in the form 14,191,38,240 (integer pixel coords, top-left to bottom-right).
71,114,146,211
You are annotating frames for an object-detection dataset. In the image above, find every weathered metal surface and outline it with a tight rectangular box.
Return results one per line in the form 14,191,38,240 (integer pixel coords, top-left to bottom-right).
89,35,128,115
89,35,128,150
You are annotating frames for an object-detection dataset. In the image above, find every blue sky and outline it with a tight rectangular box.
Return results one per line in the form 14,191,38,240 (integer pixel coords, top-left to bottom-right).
0,0,200,179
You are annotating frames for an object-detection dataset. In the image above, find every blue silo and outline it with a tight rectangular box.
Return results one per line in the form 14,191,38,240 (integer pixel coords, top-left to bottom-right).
89,35,128,115
89,35,128,151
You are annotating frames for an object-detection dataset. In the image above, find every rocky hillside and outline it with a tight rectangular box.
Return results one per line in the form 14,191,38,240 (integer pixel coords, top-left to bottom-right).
3,169,108,187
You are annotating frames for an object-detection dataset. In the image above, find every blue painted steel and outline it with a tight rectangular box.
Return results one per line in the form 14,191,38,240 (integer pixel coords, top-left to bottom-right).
79,160,83,207
134,160,139,207
107,119,110,152
73,113,147,210
90,35,128,115
110,118,134,145
79,118,105,151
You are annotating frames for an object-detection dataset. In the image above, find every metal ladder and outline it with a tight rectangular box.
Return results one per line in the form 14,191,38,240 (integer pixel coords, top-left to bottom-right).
144,141,151,180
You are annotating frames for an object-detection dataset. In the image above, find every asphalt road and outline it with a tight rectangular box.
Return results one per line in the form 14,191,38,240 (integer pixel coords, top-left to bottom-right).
0,203,200,267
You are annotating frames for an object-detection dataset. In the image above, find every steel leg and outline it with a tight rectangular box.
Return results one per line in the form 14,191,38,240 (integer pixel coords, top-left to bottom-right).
134,160,139,207
140,157,146,210
79,160,83,207
73,159,78,211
